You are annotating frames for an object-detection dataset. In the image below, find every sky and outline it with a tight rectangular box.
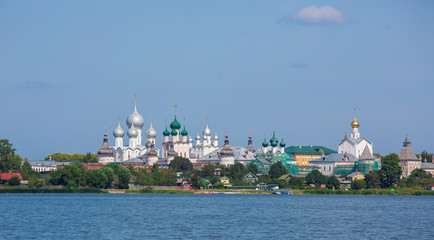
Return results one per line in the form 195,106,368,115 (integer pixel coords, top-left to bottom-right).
1,1,433,160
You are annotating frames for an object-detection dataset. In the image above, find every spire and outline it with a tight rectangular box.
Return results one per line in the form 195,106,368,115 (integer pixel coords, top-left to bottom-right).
404,134,410,146
343,132,348,140
134,92,137,110
247,130,255,152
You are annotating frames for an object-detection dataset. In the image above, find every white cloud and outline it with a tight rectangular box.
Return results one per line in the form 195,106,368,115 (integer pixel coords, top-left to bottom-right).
288,5,348,24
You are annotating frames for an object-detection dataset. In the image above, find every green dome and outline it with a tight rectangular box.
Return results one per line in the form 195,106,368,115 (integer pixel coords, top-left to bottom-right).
279,139,286,148
181,127,188,136
170,115,181,130
163,127,170,136
270,131,278,147
171,129,178,136
262,138,269,147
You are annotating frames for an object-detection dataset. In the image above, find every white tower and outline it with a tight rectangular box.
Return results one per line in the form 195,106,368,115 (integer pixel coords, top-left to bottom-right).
146,117,157,144
128,122,138,148
113,119,124,148
213,132,219,147
126,93,144,146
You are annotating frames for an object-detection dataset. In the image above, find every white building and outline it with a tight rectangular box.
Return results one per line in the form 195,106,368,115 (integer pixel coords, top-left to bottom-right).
337,114,373,159
189,118,220,162
161,113,190,163
111,95,160,162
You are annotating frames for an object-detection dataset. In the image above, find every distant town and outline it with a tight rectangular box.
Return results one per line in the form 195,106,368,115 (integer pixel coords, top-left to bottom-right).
1,96,433,194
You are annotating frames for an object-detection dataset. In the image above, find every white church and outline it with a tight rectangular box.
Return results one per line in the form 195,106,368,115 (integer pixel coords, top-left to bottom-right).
337,114,373,159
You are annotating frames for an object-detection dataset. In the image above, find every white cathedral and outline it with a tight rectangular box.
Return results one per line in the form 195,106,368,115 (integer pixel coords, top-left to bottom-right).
337,114,373,159
111,95,159,163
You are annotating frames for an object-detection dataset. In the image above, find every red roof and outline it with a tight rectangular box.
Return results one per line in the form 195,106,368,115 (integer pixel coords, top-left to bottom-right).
428,184,434,187
0,173,23,181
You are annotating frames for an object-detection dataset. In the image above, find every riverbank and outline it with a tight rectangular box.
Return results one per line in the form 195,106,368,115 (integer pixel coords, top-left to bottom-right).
2,187,433,195
0,187,107,193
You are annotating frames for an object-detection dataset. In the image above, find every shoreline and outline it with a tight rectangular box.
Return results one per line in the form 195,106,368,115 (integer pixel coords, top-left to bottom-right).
1,187,433,196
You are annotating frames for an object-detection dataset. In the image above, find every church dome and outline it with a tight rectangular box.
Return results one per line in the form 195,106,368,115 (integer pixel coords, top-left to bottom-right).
171,129,178,136
270,131,278,147
280,139,286,148
170,116,181,130
146,121,157,138
214,133,219,140
126,107,144,129
181,127,188,136
113,120,124,137
163,127,170,136
128,123,139,138
203,125,211,136
262,138,269,148
188,136,193,143
351,118,359,128
196,134,201,140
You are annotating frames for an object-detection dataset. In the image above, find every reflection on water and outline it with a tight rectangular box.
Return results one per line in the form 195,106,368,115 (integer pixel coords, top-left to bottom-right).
0,194,433,239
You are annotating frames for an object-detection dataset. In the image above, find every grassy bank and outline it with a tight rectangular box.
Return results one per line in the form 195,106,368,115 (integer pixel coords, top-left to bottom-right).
126,189,194,194
301,188,434,196
0,188,107,193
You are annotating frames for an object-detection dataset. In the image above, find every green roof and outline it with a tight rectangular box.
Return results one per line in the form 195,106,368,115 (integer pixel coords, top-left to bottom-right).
170,115,181,130
284,145,337,154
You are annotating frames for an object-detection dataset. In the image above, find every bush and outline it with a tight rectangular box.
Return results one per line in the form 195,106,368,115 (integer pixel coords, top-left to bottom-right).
7,176,21,186
351,180,366,190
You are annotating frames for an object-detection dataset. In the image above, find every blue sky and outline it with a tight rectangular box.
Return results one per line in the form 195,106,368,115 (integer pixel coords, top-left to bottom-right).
1,1,433,160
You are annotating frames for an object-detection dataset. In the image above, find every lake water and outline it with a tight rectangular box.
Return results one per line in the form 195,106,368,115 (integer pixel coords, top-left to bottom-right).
0,194,433,239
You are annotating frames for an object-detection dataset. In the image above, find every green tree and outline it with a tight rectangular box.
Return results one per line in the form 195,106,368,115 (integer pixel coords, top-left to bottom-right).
326,176,340,189
409,169,432,179
351,179,366,190
201,164,216,177
256,174,272,184
228,162,248,181
117,167,131,189
288,177,305,189
247,163,258,175
28,177,43,188
305,170,327,186
169,156,193,172
49,162,85,187
85,169,108,188
269,162,288,179
7,176,21,186
101,167,115,188
197,178,210,188
378,153,402,187
365,171,381,189
21,160,38,180
420,150,433,163
191,174,200,188
0,139,20,173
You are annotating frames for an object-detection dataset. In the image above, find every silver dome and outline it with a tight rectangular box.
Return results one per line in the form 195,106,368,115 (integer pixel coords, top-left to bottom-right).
203,124,211,136
146,121,157,138
188,136,193,143
126,105,144,129
127,123,139,138
113,120,125,137
196,133,201,140
213,133,219,140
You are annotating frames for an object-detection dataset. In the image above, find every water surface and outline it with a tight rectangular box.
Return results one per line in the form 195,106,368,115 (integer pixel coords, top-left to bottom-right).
1,194,432,239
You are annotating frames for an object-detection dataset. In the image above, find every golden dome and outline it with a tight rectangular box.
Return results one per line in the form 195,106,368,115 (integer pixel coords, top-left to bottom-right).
351,118,359,128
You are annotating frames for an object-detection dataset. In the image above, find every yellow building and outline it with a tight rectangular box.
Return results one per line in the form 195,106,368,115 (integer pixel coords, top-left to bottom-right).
346,172,365,181
284,145,337,166
220,176,232,187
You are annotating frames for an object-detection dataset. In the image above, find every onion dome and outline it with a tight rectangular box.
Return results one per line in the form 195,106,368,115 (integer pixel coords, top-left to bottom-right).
203,124,211,136
127,122,138,138
280,139,286,148
181,127,188,136
196,133,201,140
113,120,125,138
171,129,178,136
146,119,157,138
214,132,219,140
270,131,278,147
188,135,193,143
351,117,359,128
262,138,269,147
170,115,181,130
163,127,170,136
126,100,144,129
